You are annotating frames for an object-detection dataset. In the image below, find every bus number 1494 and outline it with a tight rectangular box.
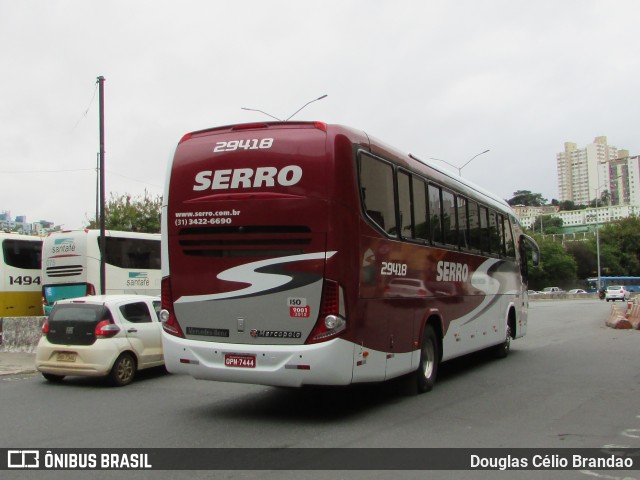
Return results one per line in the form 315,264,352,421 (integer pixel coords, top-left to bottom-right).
9,275,41,285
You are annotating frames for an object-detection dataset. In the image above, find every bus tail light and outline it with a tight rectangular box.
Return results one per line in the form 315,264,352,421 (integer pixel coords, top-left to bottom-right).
86,284,96,296
161,277,185,338
306,279,346,344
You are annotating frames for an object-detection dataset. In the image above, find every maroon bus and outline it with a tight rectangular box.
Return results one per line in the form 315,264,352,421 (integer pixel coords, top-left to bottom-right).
160,121,539,393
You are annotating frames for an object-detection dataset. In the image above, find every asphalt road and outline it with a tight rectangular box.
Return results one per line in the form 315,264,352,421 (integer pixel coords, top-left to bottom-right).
1,299,639,480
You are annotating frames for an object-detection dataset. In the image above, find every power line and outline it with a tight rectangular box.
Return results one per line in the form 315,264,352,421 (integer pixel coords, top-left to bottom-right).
70,83,99,133
107,171,162,188
0,168,95,174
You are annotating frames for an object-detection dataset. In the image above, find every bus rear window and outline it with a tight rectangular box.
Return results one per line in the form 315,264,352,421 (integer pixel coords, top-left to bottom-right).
2,239,42,269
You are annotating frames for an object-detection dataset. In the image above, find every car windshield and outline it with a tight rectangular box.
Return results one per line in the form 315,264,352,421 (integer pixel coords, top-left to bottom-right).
607,286,623,291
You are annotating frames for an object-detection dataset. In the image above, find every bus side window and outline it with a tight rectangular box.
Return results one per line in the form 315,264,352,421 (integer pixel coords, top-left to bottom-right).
412,177,428,242
479,206,490,253
505,216,516,259
428,184,442,244
397,171,414,239
442,189,457,247
456,195,469,250
495,213,506,257
468,201,481,251
359,153,397,237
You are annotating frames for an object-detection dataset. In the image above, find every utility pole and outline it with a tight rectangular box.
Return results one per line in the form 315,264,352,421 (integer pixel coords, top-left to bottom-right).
97,76,106,295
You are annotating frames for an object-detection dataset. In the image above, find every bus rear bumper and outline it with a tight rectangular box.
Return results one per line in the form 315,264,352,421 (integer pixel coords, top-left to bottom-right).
162,333,356,387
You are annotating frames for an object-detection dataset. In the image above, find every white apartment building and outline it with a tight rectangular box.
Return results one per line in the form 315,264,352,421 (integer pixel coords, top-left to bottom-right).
557,136,621,206
608,155,640,206
513,204,640,231
514,138,638,231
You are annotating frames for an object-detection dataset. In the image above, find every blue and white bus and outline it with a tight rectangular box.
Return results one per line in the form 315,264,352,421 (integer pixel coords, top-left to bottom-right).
586,276,640,293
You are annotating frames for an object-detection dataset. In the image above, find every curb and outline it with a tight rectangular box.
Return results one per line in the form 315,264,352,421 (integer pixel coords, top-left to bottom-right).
0,352,37,376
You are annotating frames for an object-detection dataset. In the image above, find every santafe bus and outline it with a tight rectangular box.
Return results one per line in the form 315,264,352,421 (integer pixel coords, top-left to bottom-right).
42,230,161,315
160,121,540,393
1,233,43,317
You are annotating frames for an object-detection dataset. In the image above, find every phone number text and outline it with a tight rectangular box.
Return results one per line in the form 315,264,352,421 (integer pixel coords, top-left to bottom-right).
175,217,233,226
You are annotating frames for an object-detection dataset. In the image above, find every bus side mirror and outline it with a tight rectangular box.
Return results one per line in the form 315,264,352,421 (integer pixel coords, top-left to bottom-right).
531,249,539,265
521,234,540,267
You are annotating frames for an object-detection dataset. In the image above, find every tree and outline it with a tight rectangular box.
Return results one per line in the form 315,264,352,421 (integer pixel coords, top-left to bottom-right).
507,190,547,207
557,200,586,211
527,234,577,290
598,216,640,275
531,215,563,234
564,240,597,280
87,190,162,233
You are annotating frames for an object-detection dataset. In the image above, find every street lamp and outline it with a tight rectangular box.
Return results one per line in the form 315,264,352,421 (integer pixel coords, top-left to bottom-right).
593,174,622,291
429,149,490,176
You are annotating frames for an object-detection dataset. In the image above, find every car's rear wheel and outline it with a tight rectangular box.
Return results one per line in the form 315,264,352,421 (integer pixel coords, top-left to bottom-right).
109,353,136,387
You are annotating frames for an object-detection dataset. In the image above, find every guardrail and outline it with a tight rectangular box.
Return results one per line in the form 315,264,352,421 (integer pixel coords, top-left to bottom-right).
0,317,46,352
528,293,599,300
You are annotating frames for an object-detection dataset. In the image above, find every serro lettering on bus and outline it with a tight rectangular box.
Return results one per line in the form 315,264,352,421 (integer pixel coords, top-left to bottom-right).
436,261,469,282
193,166,303,191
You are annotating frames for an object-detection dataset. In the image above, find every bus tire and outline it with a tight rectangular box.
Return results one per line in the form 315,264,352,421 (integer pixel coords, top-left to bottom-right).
42,372,65,383
109,353,137,387
493,325,511,359
416,325,439,394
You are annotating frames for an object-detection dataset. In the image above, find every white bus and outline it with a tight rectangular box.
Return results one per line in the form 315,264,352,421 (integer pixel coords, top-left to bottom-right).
1,233,43,317
42,230,161,315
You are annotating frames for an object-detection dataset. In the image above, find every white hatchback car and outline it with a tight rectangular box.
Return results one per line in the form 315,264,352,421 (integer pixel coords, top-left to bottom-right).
36,295,163,386
605,286,631,302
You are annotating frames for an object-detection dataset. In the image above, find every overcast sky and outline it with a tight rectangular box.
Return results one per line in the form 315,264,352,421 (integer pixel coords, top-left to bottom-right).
1,0,638,229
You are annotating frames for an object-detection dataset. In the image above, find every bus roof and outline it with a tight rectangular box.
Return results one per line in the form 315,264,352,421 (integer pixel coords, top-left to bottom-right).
175,121,515,219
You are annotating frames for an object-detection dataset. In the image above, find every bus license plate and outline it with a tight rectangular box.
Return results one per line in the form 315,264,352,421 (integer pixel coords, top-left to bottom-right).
57,352,77,362
224,354,256,368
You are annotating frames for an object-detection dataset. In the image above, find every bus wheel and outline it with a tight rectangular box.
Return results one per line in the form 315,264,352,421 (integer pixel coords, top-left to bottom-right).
42,373,65,383
494,325,511,359
109,353,137,387
416,325,439,393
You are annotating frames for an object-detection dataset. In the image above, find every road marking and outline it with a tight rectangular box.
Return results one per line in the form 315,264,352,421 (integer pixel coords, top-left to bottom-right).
621,429,640,439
